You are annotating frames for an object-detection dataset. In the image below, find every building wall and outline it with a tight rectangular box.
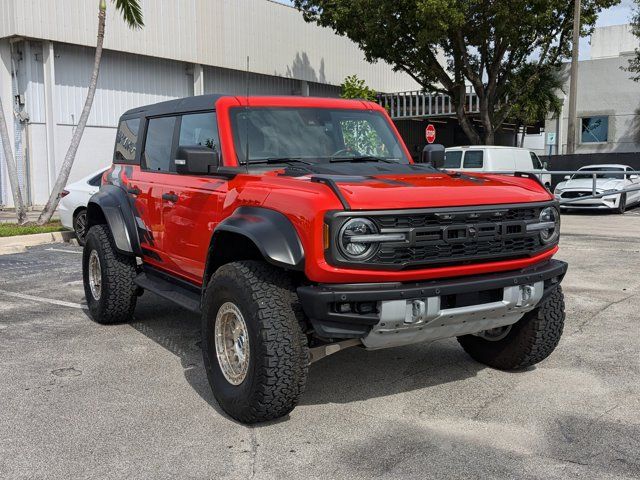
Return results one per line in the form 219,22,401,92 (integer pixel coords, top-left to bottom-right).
0,0,420,93
591,24,638,59
545,53,640,155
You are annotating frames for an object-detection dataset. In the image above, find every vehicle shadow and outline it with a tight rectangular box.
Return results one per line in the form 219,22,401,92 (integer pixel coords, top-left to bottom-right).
130,293,486,415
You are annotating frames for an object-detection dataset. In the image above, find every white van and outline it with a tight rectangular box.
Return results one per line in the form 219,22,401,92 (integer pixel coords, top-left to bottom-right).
444,146,551,188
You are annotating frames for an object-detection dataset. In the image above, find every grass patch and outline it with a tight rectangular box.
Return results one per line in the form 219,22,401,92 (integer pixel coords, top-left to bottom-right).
0,221,66,237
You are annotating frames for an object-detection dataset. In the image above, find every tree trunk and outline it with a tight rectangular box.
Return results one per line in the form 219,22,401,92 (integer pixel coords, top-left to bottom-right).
479,96,495,145
519,124,527,148
0,96,27,224
452,85,482,145
37,2,106,225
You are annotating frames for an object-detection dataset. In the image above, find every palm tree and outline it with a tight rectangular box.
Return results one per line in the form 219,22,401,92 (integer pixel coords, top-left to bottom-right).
36,0,144,225
0,96,27,223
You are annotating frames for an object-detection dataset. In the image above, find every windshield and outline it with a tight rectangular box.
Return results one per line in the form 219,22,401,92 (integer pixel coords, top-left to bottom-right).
572,167,625,180
230,107,410,164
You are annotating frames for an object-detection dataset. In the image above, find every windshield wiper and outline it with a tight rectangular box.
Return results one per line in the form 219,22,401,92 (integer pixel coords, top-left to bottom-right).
246,157,313,166
329,156,397,164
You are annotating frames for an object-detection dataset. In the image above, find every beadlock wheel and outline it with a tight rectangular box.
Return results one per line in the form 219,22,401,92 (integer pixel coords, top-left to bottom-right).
214,302,250,386
88,250,102,301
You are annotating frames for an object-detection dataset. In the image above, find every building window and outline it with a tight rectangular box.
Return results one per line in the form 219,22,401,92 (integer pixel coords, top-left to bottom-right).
463,151,483,168
143,116,177,172
114,118,140,164
581,116,608,144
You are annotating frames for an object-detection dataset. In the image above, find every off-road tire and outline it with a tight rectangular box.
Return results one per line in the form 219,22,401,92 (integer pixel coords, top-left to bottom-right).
73,208,88,246
83,224,138,324
201,260,309,423
616,193,627,214
457,286,565,370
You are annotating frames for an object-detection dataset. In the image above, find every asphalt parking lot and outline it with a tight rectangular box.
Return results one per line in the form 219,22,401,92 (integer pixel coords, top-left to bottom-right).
1,211,639,480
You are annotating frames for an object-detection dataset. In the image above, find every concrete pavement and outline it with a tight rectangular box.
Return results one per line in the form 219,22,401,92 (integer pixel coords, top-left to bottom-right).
0,211,639,479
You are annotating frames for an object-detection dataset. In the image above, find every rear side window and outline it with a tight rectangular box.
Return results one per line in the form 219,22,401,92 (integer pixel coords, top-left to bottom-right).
463,151,483,168
87,172,103,187
114,118,140,164
143,116,177,172
444,151,462,168
179,112,219,151
530,152,543,169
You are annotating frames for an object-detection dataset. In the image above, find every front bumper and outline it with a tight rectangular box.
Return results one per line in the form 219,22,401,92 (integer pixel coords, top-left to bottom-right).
556,191,623,209
297,259,567,343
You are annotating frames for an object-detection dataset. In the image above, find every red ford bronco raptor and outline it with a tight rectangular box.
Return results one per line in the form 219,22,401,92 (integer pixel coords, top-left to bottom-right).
83,95,567,423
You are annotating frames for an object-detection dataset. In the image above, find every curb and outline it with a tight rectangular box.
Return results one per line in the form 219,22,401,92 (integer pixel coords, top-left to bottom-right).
0,231,77,255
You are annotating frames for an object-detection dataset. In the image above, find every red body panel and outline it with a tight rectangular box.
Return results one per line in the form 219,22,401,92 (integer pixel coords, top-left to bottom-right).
108,96,557,287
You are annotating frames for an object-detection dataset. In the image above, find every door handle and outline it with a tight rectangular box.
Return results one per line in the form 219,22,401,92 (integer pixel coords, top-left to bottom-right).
127,186,141,196
162,193,179,203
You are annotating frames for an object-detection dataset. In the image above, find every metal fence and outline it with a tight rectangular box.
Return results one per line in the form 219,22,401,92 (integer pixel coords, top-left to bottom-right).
483,169,640,206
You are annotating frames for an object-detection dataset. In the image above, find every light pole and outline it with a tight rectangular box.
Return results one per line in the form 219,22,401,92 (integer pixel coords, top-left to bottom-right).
566,0,581,154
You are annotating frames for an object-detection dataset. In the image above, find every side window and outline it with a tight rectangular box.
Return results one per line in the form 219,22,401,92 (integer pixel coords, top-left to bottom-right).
463,151,483,168
443,150,462,168
87,172,103,187
114,118,140,164
179,112,219,151
530,152,543,169
143,116,177,172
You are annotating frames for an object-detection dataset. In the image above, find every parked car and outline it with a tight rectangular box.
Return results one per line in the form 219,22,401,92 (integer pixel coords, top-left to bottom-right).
554,164,640,214
444,146,551,189
58,168,108,245
83,95,567,423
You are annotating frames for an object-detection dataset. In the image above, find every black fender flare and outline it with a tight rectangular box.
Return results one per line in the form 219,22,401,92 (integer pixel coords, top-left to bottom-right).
86,184,141,256
213,207,305,270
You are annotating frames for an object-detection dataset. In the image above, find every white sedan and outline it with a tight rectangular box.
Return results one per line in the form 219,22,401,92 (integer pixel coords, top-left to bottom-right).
554,164,640,214
58,168,108,245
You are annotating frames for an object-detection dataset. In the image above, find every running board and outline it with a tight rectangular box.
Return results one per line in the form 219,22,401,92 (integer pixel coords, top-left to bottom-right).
134,271,202,314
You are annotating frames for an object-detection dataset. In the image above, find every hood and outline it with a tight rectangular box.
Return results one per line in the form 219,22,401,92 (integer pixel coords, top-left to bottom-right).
556,178,624,191
317,173,551,209
257,162,551,210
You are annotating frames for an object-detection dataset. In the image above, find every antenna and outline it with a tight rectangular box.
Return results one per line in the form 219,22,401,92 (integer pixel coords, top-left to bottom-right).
244,56,250,174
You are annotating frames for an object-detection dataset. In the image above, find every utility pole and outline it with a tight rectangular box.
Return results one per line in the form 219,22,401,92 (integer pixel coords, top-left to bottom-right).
566,0,581,154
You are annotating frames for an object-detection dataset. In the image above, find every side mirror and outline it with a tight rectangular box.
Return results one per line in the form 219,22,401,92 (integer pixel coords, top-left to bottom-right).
564,175,571,180
175,145,219,175
543,161,548,170
629,174,639,180
419,144,445,167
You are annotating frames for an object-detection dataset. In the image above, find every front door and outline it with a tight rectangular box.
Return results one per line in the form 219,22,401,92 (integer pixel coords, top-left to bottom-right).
161,111,226,284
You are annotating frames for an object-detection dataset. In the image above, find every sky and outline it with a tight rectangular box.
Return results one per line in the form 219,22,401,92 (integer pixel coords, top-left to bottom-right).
273,0,636,59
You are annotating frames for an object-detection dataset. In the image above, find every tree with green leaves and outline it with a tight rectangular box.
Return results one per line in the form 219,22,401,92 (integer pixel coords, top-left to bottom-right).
340,74,378,101
295,0,619,145
627,0,640,81
509,65,565,147
36,0,144,225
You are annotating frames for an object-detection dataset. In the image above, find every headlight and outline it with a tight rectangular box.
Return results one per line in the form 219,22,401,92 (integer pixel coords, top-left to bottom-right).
538,206,560,244
337,218,407,260
338,218,379,259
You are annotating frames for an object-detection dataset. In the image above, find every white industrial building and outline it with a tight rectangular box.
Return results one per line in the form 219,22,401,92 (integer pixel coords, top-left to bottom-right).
1,1,639,209
0,0,420,208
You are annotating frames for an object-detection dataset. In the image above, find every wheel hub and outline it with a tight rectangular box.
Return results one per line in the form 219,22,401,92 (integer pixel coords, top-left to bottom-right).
88,250,102,301
214,302,250,385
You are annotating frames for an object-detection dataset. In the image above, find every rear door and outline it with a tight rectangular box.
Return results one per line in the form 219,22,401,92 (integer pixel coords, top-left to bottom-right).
161,111,226,284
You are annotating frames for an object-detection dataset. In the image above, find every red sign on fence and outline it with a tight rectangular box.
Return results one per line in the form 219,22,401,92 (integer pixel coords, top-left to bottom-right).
425,124,436,144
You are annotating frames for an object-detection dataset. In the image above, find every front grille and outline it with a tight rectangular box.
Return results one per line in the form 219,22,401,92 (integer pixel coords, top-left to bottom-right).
560,191,593,199
328,203,553,270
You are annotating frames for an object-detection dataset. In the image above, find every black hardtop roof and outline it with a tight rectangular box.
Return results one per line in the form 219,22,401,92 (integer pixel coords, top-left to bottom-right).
121,94,225,118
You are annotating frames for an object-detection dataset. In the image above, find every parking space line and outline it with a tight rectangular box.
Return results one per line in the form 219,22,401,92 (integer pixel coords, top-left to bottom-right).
45,248,82,254
0,289,88,310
